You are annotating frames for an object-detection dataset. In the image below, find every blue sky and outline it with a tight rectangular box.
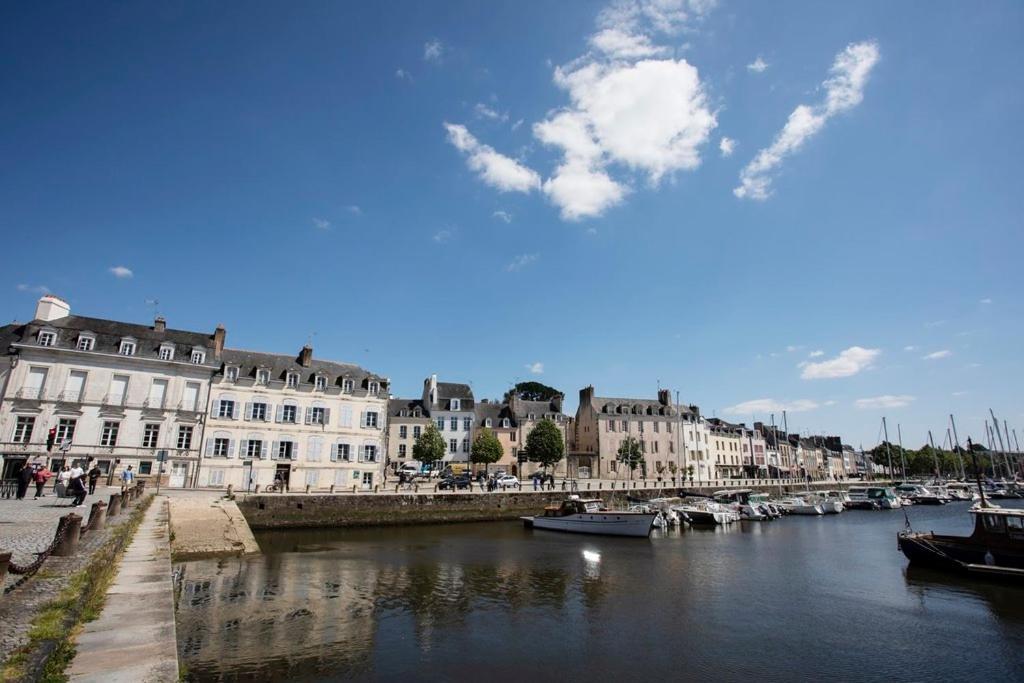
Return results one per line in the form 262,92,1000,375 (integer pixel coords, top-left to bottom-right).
2,1,1022,449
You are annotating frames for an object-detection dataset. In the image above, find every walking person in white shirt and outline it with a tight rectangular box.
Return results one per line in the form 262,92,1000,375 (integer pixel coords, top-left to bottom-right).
68,463,87,507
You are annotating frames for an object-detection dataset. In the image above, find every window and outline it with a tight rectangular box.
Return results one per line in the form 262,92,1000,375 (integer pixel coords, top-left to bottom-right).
282,405,298,423
502,418,510,429
309,407,326,425
413,426,421,439
363,445,378,462
484,418,492,428
226,366,238,382
211,437,230,457
608,420,615,432
368,381,379,395
76,336,94,351
13,416,35,443
286,373,298,389
528,413,536,420
138,461,153,475
247,440,264,459
277,441,294,460
100,421,120,447
208,470,225,486
119,340,136,356
638,421,645,433
251,402,268,421
398,444,407,457
451,399,461,411
336,443,351,462
365,411,379,428
462,439,469,453
142,424,160,448
450,417,458,431
38,331,56,347
218,399,236,418
399,425,408,439
307,437,323,461
342,379,354,393
257,369,270,385
621,420,628,431
449,439,458,454
463,417,472,431
436,418,445,430
56,418,76,442
177,425,193,449
315,376,327,391
190,350,205,364
653,422,660,433
159,344,175,361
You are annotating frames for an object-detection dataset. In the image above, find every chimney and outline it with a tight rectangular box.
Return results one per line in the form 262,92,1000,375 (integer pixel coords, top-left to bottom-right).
34,295,70,322
657,389,670,406
299,344,313,367
213,324,226,359
153,316,166,332
551,393,564,413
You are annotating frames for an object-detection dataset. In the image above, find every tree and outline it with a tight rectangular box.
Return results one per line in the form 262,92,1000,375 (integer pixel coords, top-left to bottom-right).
617,437,644,480
525,418,565,471
412,423,446,471
504,381,562,403
471,428,503,475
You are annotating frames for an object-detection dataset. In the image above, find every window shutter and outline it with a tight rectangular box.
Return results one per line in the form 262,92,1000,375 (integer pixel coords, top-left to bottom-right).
263,404,272,422
358,445,365,462
275,405,283,422
232,402,241,420
304,407,312,425
330,443,338,462
245,402,253,421
324,407,331,425
360,411,367,428
227,439,235,458
271,441,279,460
291,440,299,461
205,438,214,456
240,440,248,458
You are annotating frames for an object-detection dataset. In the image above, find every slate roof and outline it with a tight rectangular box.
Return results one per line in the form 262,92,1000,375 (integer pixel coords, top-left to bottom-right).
220,348,385,390
589,394,696,418
434,382,474,410
389,398,427,418
511,399,561,420
6,315,220,366
474,401,515,428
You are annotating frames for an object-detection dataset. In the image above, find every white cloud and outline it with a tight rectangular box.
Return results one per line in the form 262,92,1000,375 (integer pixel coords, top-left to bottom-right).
474,103,509,123
542,159,629,220
800,345,880,379
980,298,992,304
723,398,819,415
346,205,362,215
16,283,50,294
952,391,968,397
526,361,544,375
747,56,769,73
786,344,803,353
589,28,668,59
823,400,837,407
444,123,541,193
596,0,716,35
424,39,443,62
312,217,331,230
903,345,918,352
432,229,452,243
395,68,412,81
719,136,735,157
735,41,879,200
855,395,915,410
922,350,952,360
511,118,524,131
109,266,133,279
808,350,824,358
492,210,512,223
506,253,539,272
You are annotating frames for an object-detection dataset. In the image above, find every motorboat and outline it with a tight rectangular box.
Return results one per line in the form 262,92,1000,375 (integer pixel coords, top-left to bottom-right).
898,502,1024,581
845,487,881,510
776,496,825,516
712,489,772,521
946,482,980,502
866,487,903,509
797,491,845,514
895,484,947,505
674,500,734,525
522,496,657,537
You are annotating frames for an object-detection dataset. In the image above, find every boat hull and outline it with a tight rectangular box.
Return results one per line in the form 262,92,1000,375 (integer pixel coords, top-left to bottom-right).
522,512,656,538
898,532,1024,581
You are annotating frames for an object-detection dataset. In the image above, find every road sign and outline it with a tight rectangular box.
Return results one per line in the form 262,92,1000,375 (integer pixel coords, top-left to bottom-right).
59,439,72,452
156,450,169,462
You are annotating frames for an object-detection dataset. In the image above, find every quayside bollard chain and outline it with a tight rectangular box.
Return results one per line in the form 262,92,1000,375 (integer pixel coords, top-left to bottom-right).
4,512,77,594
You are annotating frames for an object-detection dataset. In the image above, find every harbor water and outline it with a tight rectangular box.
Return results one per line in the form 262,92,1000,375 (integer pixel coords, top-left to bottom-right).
175,501,1024,682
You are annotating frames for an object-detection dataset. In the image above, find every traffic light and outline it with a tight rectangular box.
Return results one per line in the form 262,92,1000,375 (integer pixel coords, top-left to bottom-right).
47,427,56,451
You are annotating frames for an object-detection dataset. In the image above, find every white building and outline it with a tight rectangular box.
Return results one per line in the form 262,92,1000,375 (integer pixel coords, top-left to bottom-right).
421,375,475,465
199,346,389,491
0,295,221,486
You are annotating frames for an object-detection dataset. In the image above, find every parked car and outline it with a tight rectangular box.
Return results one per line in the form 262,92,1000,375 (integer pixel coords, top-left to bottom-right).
438,474,472,490
495,475,520,489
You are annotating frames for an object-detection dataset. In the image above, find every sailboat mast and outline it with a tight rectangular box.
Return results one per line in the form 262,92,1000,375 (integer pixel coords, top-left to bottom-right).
882,417,894,480
782,410,791,480
949,416,966,480
897,423,908,480
967,438,987,508
928,430,941,479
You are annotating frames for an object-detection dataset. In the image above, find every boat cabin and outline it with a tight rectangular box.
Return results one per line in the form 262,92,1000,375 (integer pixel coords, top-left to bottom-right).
971,506,1024,543
543,499,605,517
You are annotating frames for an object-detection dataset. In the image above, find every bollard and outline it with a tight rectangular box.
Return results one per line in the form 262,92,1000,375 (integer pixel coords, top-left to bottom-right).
587,482,591,490
52,513,83,557
305,484,311,494
329,485,335,494
374,485,379,493
598,482,602,490
0,551,10,587
121,491,131,509
226,484,234,498
254,484,261,494
108,493,122,517
137,479,147,494
87,501,107,531
414,484,419,493
352,485,357,494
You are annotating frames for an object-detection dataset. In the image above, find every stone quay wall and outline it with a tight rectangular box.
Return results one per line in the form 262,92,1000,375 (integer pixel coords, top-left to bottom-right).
237,481,869,530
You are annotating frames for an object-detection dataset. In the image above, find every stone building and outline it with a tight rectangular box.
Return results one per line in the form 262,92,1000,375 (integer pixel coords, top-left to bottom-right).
422,375,475,466
472,399,518,474
385,398,429,471
0,295,221,486
706,418,745,479
201,346,388,491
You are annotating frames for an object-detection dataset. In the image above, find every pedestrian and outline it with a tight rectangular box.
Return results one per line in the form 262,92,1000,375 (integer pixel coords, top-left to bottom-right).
33,465,52,499
87,462,103,494
532,474,539,491
16,462,33,500
68,462,87,506
56,465,71,497
120,465,135,492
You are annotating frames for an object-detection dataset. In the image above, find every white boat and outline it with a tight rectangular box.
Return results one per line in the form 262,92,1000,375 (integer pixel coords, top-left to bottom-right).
675,500,734,525
713,489,771,521
866,486,903,509
522,497,657,537
799,490,846,514
777,496,825,515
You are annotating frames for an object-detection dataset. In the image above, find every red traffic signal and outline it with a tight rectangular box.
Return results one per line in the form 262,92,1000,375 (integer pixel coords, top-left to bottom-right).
47,427,57,451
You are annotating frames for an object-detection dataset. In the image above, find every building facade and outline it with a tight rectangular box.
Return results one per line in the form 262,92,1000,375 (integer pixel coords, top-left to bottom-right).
386,398,429,471
422,375,475,465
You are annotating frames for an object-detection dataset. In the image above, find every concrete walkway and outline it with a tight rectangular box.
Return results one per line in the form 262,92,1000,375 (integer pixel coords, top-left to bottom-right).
168,494,260,559
68,497,178,683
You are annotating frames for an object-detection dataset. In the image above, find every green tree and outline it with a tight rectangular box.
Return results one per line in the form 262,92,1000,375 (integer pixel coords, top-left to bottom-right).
617,437,644,480
471,428,503,475
504,381,562,402
525,418,565,471
413,423,446,471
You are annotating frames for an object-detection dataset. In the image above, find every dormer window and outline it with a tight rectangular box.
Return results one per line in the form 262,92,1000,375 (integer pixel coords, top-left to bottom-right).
159,344,175,361
501,418,510,429
450,399,460,411
342,379,354,393
119,339,136,356
368,381,380,395
76,334,95,351
528,413,536,420
286,373,299,389
190,349,206,364
413,408,421,417
38,331,56,347
257,369,270,385
225,366,238,382
485,418,492,428
315,376,327,391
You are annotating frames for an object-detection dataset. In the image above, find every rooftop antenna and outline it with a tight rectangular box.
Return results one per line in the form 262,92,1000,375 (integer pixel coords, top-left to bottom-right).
145,298,161,317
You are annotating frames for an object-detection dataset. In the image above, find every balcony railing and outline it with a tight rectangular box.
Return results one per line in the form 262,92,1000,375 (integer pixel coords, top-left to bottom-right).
14,387,44,400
